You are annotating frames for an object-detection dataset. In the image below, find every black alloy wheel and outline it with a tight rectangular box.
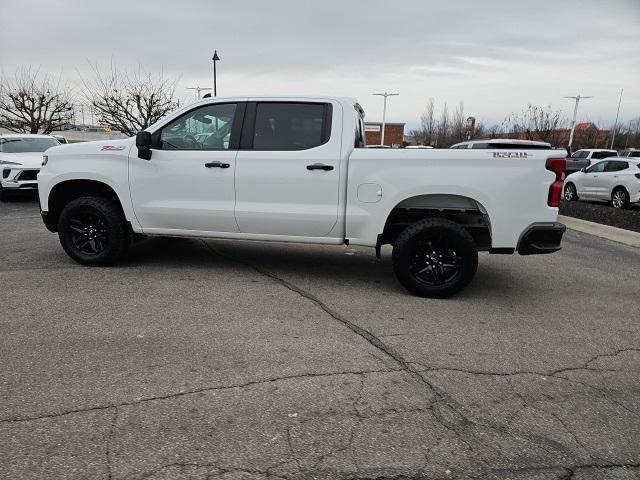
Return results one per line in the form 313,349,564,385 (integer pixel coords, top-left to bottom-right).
408,238,462,286
67,211,109,255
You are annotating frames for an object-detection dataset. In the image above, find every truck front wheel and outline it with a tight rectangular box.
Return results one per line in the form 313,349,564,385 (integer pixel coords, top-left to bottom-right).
392,219,478,298
58,196,130,266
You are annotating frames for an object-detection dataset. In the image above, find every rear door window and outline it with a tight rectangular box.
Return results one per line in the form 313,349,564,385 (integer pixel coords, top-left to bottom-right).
251,102,331,151
605,161,628,172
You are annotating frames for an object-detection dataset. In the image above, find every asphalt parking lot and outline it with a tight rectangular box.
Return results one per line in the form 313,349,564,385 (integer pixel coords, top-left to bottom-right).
1,196,639,480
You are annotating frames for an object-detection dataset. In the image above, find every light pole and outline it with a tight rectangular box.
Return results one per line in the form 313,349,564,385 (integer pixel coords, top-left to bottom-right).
564,94,593,152
212,50,220,97
187,86,212,101
610,88,623,149
373,92,399,146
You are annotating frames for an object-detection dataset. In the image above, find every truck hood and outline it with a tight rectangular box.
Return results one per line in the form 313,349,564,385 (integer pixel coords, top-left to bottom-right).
46,138,134,157
0,152,45,168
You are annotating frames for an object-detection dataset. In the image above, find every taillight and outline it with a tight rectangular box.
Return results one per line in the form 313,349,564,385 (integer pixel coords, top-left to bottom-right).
546,157,566,207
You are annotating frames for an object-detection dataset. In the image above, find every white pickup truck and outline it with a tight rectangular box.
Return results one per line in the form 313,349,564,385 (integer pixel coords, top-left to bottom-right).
38,96,566,298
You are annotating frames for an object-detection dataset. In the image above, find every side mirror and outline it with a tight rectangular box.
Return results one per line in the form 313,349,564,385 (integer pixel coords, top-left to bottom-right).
136,131,152,160
580,167,586,173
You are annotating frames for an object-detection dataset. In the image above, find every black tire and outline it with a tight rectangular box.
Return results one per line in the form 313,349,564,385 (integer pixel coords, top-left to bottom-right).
392,218,478,298
58,196,130,266
611,187,630,209
0,184,9,202
564,183,578,201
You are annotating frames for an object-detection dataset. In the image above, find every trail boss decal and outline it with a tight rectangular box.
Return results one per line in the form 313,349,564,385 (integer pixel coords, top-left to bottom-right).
492,151,528,159
101,145,126,151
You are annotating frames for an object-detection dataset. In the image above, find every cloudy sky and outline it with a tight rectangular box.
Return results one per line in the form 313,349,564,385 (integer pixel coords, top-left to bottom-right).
2,0,639,129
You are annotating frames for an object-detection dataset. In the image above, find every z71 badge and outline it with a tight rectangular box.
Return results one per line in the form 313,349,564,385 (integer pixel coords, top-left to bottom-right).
101,145,126,151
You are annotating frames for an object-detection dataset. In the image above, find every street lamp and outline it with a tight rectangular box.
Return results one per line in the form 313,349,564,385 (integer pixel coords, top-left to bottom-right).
564,94,593,152
610,88,623,149
373,92,399,146
212,50,220,97
186,86,212,100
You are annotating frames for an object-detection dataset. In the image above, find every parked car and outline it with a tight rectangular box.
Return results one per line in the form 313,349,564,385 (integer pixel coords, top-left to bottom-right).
38,95,566,298
450,139,552,149
0,134,60,201
619,148,640,158
563,158,640,209
565,149,618,175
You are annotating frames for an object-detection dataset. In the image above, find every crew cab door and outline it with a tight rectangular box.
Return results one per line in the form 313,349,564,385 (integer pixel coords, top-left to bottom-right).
601,160,628,198
129,102,244,233
234,101,342,237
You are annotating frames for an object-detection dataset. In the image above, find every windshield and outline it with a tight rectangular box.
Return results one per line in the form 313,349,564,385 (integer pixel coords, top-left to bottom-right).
0,137,60,153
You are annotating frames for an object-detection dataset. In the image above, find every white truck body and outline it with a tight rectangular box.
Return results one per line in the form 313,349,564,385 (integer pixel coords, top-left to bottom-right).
37,96,567,297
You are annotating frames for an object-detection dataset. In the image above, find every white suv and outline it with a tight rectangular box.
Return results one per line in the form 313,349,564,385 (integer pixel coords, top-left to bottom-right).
564,158,640,209
0,134,60,201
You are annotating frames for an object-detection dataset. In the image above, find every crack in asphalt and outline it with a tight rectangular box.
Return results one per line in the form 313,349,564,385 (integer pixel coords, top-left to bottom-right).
408,346,640,378
202,243,455,401
201,243,534,475
201,242,640,479
412,360,640,420
106,407,118,480
125,462,291,480
0,368,400,424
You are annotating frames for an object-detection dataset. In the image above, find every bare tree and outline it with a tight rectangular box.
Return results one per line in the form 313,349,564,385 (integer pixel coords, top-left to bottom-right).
622,117,640,148
450,102,466,144
84,63,178,137
502,104,566,145
0,67,74,134
436,101,449,147
409,98,438,146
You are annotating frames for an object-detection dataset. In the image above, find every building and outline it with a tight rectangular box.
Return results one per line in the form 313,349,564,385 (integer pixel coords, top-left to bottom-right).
365,122,405,147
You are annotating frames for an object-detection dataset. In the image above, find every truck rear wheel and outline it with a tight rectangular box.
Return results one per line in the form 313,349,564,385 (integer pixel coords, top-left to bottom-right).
58,196,130,266
392,219,478,298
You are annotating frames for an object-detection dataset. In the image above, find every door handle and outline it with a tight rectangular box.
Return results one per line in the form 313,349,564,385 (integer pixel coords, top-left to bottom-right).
306,163,334,171
205,161,230,169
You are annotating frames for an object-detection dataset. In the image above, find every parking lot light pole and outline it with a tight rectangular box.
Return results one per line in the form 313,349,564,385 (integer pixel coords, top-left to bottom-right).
610,88,623,149
564,94,593,152
186,86,212,100
212,51,220,97
373,92,399,146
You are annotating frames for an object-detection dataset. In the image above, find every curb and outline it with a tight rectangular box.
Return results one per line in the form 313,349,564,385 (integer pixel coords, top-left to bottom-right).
558,215,640,248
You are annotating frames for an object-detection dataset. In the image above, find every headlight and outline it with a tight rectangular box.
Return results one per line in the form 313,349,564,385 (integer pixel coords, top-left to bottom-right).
0,160,22,166
42,154,48,167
